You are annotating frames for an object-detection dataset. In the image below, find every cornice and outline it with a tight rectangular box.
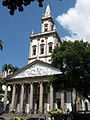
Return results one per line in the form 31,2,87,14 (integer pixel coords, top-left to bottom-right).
30,30,62,43
28,55,52,60
30,30,56,39
5,60,60,80
6,75,52,84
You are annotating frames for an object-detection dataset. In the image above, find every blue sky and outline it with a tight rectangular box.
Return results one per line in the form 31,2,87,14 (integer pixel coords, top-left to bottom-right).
1,0,89,71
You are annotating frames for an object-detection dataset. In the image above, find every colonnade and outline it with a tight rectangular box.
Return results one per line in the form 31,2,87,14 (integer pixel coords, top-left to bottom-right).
4,82,65,114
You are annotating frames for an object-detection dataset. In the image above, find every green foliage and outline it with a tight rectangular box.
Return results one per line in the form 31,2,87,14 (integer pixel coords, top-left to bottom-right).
50,40,90,100
0,78,6,92
2,0,44,15
2,64,19,73
2,0,63,15
0,40,3,51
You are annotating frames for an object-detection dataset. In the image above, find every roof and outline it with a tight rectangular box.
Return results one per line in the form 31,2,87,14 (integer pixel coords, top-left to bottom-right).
45,0,51,17
5,60,61,80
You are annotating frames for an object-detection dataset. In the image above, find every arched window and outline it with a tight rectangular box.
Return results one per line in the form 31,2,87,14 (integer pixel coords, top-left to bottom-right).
40,45,44,54
32,46,36,55
44,24,48,32
49,43,52,53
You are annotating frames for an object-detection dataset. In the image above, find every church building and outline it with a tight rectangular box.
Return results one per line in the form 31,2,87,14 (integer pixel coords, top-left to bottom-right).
3,1,90,115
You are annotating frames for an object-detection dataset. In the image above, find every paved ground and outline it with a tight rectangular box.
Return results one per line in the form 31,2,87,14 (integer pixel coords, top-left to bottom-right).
0,113,47,120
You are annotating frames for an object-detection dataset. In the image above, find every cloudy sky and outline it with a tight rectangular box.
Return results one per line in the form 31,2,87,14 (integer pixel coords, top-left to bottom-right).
0,0,89,71
56,0,90,42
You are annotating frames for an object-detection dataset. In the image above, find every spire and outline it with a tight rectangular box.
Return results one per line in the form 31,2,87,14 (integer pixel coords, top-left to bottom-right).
45,0,51,17
48,0,49,4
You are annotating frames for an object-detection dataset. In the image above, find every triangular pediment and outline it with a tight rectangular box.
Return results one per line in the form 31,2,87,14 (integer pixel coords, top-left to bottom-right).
7,60,61,79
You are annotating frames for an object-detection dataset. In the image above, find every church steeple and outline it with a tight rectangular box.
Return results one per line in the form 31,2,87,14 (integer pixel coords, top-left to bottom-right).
28,0,61,64
41,0,54,32
45,0,51,17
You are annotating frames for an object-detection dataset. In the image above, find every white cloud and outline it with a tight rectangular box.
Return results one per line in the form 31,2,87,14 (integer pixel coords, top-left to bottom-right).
56,0,90,43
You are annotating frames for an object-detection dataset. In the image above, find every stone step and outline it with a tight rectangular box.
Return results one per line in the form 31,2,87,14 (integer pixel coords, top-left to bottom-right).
0,113,48,120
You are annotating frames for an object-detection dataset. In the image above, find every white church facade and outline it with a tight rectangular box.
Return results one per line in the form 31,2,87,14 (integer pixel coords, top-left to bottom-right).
3,1,90,115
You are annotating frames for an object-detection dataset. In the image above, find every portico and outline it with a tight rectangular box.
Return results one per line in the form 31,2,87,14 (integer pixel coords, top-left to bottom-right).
4,79,65,114
4,60,66,114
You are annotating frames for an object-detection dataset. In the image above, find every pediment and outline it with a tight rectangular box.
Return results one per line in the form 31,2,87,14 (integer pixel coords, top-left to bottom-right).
8,61,61,79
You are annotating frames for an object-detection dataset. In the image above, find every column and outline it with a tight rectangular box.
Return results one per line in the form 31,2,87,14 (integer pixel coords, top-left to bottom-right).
20,84,24,113
61,91,65,113
30,83,33,112
16,85,20,113
3,85,8,111
72,89,76,112
11,84,16,111
39,82,43,113
50,85,53,110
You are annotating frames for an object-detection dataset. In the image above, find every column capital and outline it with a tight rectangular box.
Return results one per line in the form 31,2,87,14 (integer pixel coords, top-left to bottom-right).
39,81,43,84
29,82,34,85
11,83,16,86
20,83,24,85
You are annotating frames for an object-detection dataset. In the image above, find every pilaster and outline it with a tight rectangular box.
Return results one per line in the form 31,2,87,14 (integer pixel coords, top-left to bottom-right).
45,37,47,62
37,39,39,59
53,35,56,47
28,40,32,64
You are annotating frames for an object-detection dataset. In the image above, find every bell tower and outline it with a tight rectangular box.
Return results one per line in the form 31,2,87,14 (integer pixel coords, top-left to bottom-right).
41,0,54,32
28,1,62,64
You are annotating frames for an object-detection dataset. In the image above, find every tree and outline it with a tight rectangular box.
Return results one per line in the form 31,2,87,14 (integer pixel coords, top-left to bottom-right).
0,40,3,51
2,0,63,15
2,0,44,15
0,64,19,92
49,40,90,102
2,64,19,73
0,78,6,92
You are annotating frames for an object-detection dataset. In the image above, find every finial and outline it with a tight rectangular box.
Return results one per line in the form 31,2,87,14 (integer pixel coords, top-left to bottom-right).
42,13,44,17
48,0,49,5
32,30,34,35
53,25,56,30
